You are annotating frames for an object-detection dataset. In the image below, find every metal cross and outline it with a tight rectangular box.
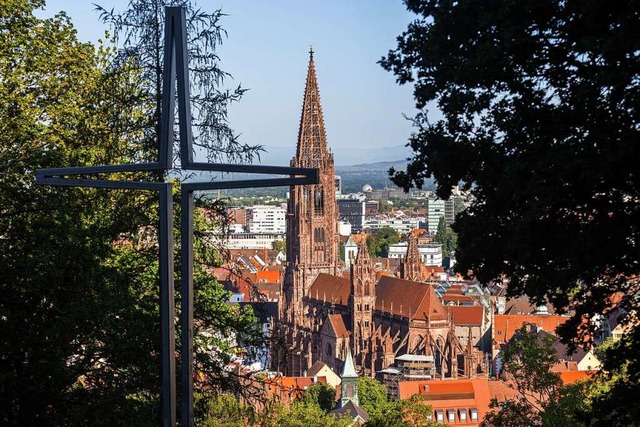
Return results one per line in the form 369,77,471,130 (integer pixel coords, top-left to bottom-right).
35,7,318,427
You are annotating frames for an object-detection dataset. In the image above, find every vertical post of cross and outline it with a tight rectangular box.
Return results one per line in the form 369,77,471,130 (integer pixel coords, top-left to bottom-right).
180,189,194,426
159,184,176,426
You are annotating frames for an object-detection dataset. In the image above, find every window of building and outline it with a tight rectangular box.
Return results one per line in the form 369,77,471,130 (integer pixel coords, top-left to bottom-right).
447,409,455,423
435,410,444,422
459,409,467,421
470,408,479,421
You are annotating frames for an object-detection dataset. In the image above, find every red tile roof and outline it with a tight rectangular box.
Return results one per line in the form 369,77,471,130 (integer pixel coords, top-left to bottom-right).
558,370,597,385
308,273,351,305
376,275,448,321
256,269,281,284
494,314,569,344
449,306,484,326
398,378,520,426
327,314,349,339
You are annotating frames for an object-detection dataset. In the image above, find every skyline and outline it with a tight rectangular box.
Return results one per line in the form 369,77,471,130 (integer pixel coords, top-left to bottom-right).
42,1,424,166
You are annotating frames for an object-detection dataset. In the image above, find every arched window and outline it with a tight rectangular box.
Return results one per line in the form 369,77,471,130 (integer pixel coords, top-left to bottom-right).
326,342,333,356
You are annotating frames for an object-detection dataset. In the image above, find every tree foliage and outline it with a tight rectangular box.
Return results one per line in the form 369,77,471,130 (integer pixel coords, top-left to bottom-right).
485,326,595,427
95,0,261,164
381,0,640,407
0,0,260,424
367,226,400,258
301,382,337,413
433,216,457,257
357,377,441,427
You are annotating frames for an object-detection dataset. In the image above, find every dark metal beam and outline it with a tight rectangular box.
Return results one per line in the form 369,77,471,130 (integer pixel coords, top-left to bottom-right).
180,189,194,427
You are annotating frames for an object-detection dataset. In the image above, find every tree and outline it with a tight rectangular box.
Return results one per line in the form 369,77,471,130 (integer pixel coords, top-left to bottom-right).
0,1,261,424
357,377,441,427
367,226,400,258
433,216,457,258
381,0,640,406
484,326,590,427
301,382,338,413
95,0,261,164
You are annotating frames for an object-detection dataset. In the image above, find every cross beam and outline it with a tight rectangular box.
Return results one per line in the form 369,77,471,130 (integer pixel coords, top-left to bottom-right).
35,7,317,426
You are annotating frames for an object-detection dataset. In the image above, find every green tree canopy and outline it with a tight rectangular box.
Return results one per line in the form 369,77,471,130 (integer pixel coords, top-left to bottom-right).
0,1,260,424
433,216,457,258
301,382,337,413
367,226,400,258
381,0,640,406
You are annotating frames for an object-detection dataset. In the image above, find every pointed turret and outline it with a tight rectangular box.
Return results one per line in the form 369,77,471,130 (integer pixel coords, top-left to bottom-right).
340,349,360,407
295,48,329,168
400,232,425,282
349,237,375,374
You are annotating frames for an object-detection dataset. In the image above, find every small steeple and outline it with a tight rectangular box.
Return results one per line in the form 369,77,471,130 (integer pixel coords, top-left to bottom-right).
340,349,359,407
342,348,358,379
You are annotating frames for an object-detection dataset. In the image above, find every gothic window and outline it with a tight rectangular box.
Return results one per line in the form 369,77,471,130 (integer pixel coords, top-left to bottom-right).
365,304,369,311
357,304,362,311
365,321,370,328
314,187,324,214
314,228,325,242
364,280,371,295
326,342,333,356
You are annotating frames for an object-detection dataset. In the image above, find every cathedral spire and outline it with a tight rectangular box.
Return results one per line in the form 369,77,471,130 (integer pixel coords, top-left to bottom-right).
295,49,328,167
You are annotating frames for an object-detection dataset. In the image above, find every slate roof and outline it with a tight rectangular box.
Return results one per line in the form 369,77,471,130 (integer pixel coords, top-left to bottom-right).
330,400,369,422
342,349,358,378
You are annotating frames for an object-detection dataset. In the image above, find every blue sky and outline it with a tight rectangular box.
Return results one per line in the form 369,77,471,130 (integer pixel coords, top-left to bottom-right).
42,1,420,165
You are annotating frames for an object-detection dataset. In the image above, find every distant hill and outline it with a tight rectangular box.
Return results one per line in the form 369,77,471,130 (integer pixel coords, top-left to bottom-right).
258,144,412,167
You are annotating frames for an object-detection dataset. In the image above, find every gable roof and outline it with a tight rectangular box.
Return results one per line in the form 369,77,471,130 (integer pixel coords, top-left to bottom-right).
376,275,448,321
308,273,351,306
326,313,349,339
330,400,369,422
307,361,330,377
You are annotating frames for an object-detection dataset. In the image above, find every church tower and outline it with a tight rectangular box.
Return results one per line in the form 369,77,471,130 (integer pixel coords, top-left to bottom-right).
399,233,426,282
277,49,340,375
349,239,376,374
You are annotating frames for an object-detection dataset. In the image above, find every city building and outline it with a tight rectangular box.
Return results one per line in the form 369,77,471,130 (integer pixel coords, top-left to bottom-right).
337,199,366,232
364,217,422,234
225,232,285,250
388,242,443,267
248,205,286,234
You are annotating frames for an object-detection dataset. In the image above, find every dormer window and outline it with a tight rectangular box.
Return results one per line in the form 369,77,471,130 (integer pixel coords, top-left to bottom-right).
470,408,479,421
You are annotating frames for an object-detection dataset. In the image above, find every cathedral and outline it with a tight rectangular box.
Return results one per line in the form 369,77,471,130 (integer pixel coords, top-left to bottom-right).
273,50,486,380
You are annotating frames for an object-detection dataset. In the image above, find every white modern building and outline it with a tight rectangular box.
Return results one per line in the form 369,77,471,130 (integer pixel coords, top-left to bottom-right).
225,232,285,250
248,205,286,234
388,242,443,267
364,217,423,234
